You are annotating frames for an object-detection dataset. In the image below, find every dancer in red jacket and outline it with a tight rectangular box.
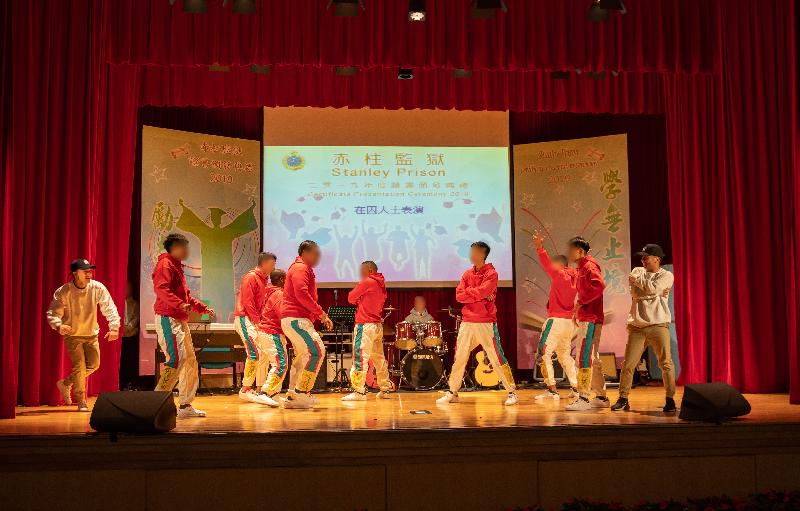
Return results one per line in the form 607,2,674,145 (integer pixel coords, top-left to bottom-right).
564,236,610,411
152,233,215,419
279,240,333,409
233,252,276,402
342,261,391,401
438,241,518,406
254,269,290,407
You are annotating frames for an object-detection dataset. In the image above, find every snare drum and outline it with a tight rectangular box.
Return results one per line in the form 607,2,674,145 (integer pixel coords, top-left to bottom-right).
421,321,443,347
394,321,417,350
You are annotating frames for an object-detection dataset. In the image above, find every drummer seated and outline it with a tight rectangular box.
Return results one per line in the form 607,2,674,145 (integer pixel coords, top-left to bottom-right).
405,296,435,324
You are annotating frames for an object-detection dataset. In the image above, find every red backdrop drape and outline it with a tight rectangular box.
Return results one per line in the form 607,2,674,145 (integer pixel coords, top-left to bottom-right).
1,0,797,418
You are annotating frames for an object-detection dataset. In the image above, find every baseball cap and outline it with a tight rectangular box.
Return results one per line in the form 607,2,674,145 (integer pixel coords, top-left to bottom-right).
635,244,666,259
70,258,96,272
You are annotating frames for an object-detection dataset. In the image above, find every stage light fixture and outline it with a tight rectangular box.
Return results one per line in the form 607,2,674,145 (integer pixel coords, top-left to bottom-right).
586,71,607,80
231,0,256,14
408,0,426,21
599,0,626,13
183,0,208,13
335,66,358,76
453,68,473,78
328,0,364,17
610,70,619,78
208,64,231,72
250,64,272,74
398,68,414,80
587,0,609,22
551,71,571,80
471,0,507,19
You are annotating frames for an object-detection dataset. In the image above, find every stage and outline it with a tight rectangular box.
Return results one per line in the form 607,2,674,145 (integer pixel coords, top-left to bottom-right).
2,387,800,510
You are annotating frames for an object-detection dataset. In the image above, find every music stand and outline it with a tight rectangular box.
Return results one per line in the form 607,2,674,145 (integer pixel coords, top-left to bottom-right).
327,306,356,390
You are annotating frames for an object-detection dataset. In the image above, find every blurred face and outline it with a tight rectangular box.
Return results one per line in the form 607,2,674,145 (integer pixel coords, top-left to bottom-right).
259,257,276,274
469,246,487,266
642,254,661,272
359,264,372,279
414,297,426,312
567,245,585,263
72,269,93,284
552,258,566,270
302,245,321,267
171,242,189,261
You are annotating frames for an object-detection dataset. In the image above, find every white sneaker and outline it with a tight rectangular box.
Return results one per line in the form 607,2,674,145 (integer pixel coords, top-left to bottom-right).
238,389,256,402
566,397,592,411
534,390,561,401
309,394,320,406
341,392,367,402
57,379,73,406
504,392,519,406
284,392,313,409
252,393,280,408
177,405,207,418
377,390,391,400
568,388,580,400
436,391,459,404
77,401,89,412
591,397,611,408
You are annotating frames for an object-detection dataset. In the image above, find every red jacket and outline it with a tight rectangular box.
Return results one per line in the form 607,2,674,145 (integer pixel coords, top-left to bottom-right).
152,253,209,321
234,267,269,324
258,285,284,335
348,273,387,324
280,256,324,321
537,248,578,319
576,255,605,324
455,263,498,323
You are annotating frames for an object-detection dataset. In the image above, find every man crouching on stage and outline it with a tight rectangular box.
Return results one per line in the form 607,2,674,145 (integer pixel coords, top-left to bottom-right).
233,251,276,402
153,233,215,419
342,260,392,401
280,240,333,409
255,269,290,407
437,241,518,406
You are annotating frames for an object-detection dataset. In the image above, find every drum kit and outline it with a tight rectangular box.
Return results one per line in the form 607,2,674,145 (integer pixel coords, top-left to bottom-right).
375,305,464,391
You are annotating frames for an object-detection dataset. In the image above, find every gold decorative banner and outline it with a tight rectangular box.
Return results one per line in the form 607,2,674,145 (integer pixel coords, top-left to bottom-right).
140,126,261,375
513,135,631,369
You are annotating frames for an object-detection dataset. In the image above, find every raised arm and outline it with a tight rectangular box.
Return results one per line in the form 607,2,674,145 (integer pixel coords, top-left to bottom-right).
537,247,559,277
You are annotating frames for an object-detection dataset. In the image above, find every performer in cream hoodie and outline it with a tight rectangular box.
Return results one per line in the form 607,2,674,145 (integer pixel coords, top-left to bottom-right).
611,244,676,413
46,259,120,411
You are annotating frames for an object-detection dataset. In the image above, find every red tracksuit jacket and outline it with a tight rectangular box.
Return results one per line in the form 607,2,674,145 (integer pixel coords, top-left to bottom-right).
537,248,578,319
234,268,269,324
152,253,210,321
348,272,387,324
258,285,284,335
455,263,498,323
576,254,605,324
280,256,324,321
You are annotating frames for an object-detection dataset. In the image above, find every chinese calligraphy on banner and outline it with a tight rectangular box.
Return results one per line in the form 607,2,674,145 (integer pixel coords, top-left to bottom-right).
140,126,261,374
513,135,631,369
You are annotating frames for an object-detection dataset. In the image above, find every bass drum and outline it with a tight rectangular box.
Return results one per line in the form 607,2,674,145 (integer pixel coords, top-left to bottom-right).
401,347,444,391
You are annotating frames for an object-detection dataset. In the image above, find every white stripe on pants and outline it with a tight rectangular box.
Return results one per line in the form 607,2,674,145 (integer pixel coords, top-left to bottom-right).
350,323,391,394
447,322,516,394
154,314,198,406
234,316,261,387
536,317,578,388
280,317,326,392
256,332,290,396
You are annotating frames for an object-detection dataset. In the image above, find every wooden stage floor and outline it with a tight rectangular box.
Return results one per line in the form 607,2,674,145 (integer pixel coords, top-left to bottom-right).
2,386,799,436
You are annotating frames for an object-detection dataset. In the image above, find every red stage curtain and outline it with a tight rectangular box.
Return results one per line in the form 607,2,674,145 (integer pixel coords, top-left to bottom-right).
107,0,720,74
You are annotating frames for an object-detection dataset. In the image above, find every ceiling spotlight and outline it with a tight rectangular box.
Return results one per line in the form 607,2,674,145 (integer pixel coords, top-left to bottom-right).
250,65,272,74
550,71,571,80
599,0,626,13
231,0,256,14
453,68,473,78
328,0,364,17
408,0,426,21
471,0,507,19
208,64,231,72
587,0,608,22
335,66,358,76
183,0,208,13
586,71,607,80
398,68,414,80
610,70,619,78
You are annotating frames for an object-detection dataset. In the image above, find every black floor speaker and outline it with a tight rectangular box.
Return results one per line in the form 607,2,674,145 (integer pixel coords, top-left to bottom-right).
679,383,751,422
90,391,177,434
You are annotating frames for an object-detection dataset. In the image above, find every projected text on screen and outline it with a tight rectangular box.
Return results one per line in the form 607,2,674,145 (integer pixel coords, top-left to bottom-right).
263,146,512,286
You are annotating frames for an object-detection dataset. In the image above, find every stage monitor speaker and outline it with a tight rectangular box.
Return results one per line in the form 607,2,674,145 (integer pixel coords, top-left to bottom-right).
679,383,751,423
90,391,176,434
